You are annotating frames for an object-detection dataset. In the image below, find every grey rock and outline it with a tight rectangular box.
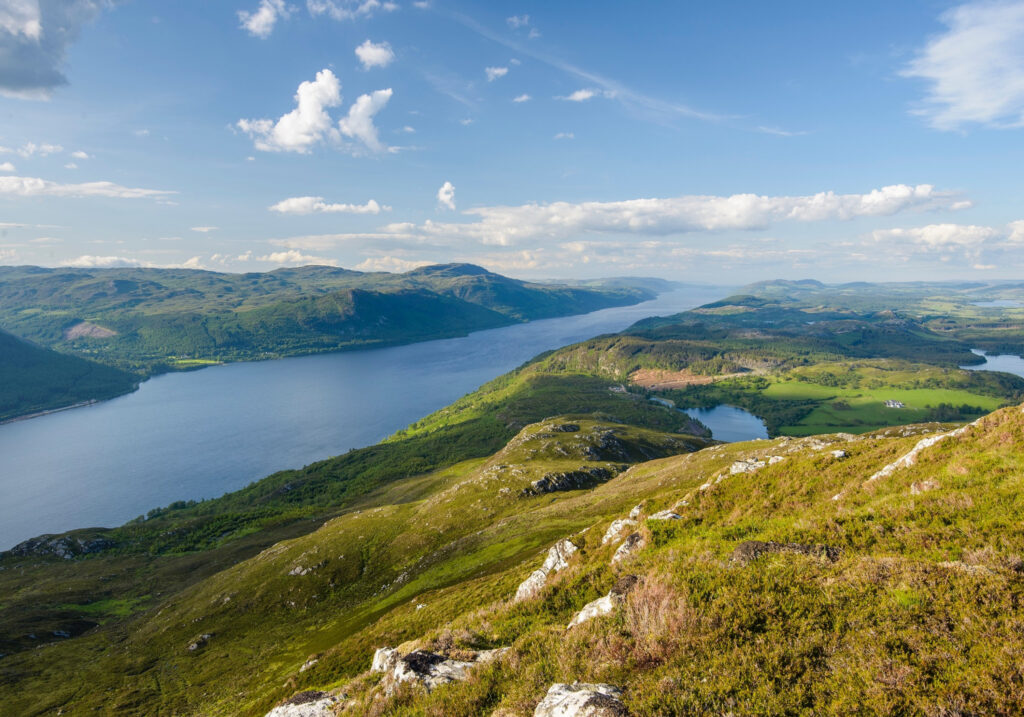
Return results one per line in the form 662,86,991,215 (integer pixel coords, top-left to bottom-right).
515,539,578,602
910,479,940,495
264,691,338,717
601,519,638,545
647,510,682,521
611,533,645,565
534,682,628,716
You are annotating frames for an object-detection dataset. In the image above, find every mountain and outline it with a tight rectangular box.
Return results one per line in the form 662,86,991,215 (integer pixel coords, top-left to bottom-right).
0,264,655,375
0,329,136,421
0,263,654,420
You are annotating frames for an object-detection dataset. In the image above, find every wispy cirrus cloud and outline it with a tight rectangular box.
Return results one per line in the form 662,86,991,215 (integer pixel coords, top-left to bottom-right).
902,1,1024,130
0,175,175,200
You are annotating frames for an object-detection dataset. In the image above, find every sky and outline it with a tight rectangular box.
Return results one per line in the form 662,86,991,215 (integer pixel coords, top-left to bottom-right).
1,0,1024,282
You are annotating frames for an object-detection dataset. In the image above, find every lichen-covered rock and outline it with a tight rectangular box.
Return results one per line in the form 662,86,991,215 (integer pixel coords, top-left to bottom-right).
910,479,940,495
514,538,578,601
611,532,645,565
831,449,849,459
264,690,338,717
567,576,639,628
371,647,508,695
601,519,638,545
627,503,644,520
7,533,115,560
647,510,682,521
730,458,766,474
534,682,628,716
525,467,619,496
187,633,213,652
731,540,841,565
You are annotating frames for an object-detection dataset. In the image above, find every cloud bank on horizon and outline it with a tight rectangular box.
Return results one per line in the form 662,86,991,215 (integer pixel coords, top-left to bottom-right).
1,0,1024,281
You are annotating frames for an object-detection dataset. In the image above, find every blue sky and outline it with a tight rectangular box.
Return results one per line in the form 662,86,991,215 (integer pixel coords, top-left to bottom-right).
1,0,1024,281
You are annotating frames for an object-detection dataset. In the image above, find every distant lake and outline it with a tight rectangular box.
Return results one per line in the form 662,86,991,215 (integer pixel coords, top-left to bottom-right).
0,287,730,549
973,300,1024,308
681,405,769,443
961,348,1024,378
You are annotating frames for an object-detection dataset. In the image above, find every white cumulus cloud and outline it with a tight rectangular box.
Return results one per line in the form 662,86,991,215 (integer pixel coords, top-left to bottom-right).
485,66,508,81
355,39,395,69
307,0,396,21
337,88,393,152
0,175,175,199
237,69,342,153
437,181,455,210
354,255,431,272
254,249,338,266
190,226,218,233
61,255,148,268
903,1,1024,129
558,89,596,102
871,223,999,249
513,93,531,102
269,196,389,214
0,162,14,172
238,0,290,38
70,150,90,159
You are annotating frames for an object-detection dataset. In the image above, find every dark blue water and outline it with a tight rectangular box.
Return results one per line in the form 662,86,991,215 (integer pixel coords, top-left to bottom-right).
681,405,769,443
0,287,730,549
972,300,1024,308
961,349,1024,378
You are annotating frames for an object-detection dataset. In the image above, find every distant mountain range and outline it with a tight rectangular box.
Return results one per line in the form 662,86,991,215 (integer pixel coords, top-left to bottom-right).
0,263,655,420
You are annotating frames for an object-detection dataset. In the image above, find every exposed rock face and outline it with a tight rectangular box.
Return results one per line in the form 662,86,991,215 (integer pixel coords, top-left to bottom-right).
371,647,508,695
515,539,578,602
910,479,940,495
525,467,620,496
549,423,580,433
7,533,115,560
731,540,841,565
534,682,628,717
611,533,645,565
601,519,638,545
647,510,682,521
831,449,849,459
628,504,644,520
264,691,338,717
568,576,639,628
731,458,767,474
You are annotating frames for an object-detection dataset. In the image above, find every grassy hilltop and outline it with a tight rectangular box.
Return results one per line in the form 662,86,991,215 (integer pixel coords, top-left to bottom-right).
4,281,1024,714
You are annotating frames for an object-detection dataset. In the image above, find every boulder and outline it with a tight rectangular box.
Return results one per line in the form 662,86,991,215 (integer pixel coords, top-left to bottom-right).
830,449,849,459
515,539,578,602
264,691,338,717
731,540,841,566
730,458,766,474
601,519,638,545
568,576,639,628
371,647,508,695
534,682,628,717
611,533,645,565
627,504,644,520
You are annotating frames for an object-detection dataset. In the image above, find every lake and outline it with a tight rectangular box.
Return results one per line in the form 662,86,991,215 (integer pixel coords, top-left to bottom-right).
961,348,1024,378
681,405,769,443
0,286,731,549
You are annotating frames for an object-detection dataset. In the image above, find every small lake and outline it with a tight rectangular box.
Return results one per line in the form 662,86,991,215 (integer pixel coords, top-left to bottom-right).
972,300,1024,308
681,405,769,443
0,286,731,549
961,348,1024,378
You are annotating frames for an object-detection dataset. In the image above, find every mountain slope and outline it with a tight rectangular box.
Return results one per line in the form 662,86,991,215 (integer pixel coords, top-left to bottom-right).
0,329,136,421
0,263,653,373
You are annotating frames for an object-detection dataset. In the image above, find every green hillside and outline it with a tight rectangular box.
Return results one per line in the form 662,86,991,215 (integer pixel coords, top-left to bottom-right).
0,263,652,374
4,283,1024,714
0,329,136,421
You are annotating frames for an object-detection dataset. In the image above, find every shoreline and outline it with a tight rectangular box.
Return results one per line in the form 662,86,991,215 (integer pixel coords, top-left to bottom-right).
0,399,106,426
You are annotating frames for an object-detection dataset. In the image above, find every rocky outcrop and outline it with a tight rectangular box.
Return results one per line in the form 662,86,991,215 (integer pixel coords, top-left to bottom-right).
611,533,645,565
601,519,638,545
515,539,578,602
534,682,628,716
264,691,338,717
371,646,507,695
731,458,766,474
524,467,621,496
187,633,213,652
647,510,682,521
7,533,115,560
568,576,639,628
731,540,841,565
628,504,644,520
